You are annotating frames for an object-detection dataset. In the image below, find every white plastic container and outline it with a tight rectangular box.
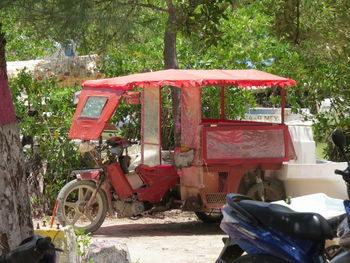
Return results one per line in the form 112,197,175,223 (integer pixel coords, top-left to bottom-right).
287,121,316,164
277,161,348,199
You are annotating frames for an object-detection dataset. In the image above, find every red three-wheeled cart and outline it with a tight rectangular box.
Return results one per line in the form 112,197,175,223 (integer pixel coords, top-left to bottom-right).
56,69,296,232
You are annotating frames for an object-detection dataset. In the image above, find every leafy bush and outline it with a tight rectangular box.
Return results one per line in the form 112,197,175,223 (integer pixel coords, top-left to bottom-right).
10,70,83,210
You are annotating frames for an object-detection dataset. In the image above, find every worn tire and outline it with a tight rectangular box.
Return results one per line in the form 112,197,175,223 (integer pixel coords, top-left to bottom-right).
195,209,223,223
233,254,288,263
246,178,285,202
56,179,107,233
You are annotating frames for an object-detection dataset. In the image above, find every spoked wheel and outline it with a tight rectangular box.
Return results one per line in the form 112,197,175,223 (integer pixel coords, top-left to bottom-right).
195,209,223,223
56,179,107,233
246,178,285,202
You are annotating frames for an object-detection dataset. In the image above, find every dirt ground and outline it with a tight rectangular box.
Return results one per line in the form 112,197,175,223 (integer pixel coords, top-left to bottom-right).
92,210,226,263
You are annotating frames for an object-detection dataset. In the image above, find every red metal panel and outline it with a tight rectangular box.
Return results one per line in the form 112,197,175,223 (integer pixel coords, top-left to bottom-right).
202,124,292,165
201,119,274,126
107,163,133,199
281,87,285,124
220,86,225,120
141,89,144,164
68,88,124,140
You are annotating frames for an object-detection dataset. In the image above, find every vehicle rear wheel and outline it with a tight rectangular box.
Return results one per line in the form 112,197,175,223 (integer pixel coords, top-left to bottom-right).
56,179,107,233
195,209,222,223
233,254,288,263
246,178,285,202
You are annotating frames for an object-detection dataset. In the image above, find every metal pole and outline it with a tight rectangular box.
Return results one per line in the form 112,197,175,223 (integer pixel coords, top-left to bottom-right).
221,86,225,120
281,87,285,124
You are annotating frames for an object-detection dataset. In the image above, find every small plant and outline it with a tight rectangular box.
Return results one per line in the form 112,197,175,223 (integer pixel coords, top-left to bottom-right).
285,196,292,205
75,229,92,261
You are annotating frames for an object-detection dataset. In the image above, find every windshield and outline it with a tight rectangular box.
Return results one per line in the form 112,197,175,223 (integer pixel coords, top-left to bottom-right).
80,96,108,118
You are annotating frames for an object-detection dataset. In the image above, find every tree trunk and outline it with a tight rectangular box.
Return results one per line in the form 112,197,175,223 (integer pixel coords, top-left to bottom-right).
164,0,181,147
0,24,33,254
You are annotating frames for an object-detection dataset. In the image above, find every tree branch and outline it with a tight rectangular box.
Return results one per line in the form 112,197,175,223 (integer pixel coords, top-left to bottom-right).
294,0,300,45
165,0,174,10
121,1,168,12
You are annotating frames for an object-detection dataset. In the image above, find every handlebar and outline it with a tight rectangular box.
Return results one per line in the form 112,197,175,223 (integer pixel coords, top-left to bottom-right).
335,169,350,177
106,137,138,148
335,165,350,186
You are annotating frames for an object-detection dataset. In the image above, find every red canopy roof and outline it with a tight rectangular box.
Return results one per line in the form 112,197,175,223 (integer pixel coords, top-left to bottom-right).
83,69,296,90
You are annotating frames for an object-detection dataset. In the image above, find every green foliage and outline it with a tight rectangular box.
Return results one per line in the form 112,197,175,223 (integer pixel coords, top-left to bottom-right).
74,228,92,259
265,0,350,57
14,0,164,55
0,8,55,61
4,0,350,164
9,70,82,204
177,1,286,70
202,86,257,119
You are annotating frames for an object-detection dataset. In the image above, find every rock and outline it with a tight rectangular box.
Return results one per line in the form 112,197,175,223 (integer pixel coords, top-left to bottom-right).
85,240,131,263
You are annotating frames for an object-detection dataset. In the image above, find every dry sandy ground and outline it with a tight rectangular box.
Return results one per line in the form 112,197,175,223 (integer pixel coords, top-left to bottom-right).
92,211,226,263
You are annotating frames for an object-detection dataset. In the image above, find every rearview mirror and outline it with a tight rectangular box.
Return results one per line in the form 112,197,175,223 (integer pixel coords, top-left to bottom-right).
332,129,346,150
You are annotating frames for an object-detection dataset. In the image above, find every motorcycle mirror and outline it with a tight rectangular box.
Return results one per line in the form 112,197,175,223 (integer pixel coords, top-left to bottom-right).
332,129,346,150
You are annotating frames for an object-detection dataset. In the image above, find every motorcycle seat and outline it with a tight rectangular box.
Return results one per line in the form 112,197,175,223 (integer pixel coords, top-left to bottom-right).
71,168,103,175
237,199,334,241
135,164,178,186
135,164,177,177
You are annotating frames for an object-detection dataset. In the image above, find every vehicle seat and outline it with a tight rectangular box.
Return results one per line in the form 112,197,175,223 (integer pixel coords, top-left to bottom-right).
135,164,178,186
237,199,334,241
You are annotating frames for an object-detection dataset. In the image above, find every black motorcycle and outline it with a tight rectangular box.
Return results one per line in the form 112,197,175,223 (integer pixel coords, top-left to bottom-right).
0,235,62,263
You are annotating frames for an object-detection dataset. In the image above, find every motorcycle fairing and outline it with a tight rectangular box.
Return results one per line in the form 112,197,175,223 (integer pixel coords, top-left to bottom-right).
220,206,325,263
135,164,179,203
69,87,124,140
105,163,179,203
135,174,179,203
107,163,134,199
135,164,180,203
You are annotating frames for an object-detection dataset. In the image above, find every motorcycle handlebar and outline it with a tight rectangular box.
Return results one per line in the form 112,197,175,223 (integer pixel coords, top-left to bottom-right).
335,166,350,187
105,138,138,148
335,169,349,177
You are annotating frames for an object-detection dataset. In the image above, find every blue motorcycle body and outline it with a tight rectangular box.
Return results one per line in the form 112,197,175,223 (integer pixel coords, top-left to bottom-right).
221,204,325,263
219,192,350,263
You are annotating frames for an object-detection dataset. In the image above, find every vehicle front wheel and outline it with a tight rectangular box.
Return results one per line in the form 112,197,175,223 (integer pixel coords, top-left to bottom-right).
246,178,285,202
56,179,107,233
